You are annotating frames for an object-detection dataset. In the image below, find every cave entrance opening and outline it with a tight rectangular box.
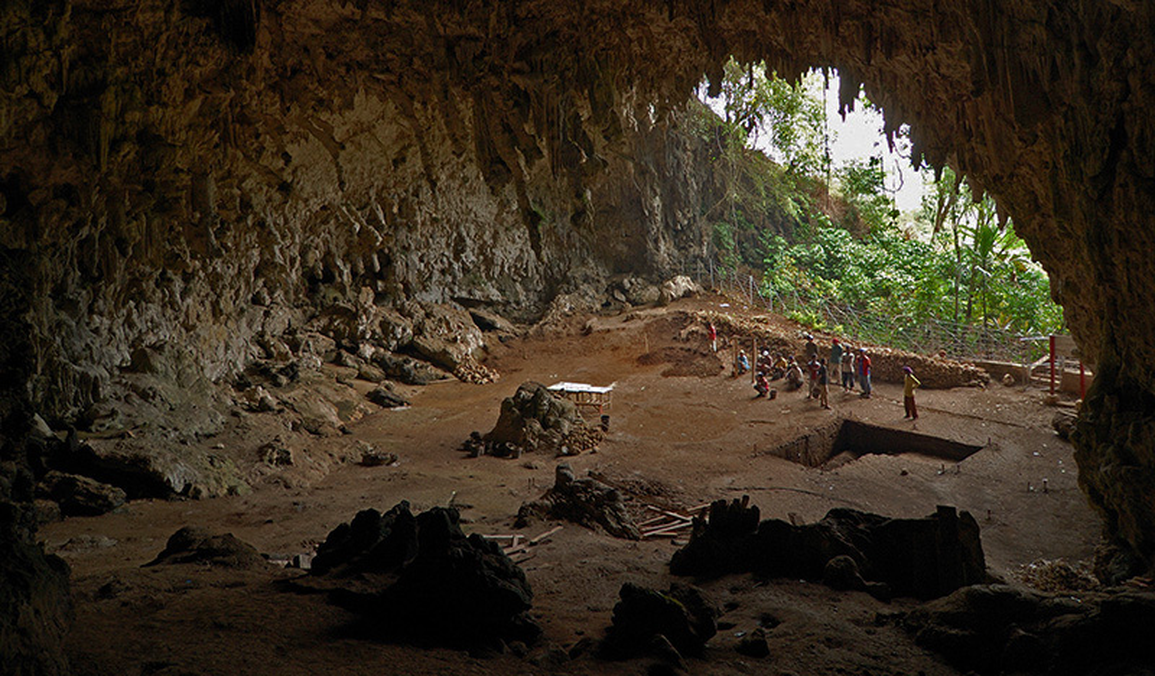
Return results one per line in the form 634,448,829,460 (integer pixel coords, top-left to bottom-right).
765,418,983,469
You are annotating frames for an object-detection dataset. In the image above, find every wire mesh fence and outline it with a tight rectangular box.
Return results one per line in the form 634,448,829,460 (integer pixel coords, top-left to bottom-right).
686,258,1045,364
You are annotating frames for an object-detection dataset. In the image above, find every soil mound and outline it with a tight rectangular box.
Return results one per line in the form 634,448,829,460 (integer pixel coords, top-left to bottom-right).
637,347,724,377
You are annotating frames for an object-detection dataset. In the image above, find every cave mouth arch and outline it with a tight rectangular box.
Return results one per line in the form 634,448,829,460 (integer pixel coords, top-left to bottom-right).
1,0,1154,588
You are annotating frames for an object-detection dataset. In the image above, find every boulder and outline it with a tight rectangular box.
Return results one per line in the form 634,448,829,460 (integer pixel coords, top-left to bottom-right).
903,584,1155,675
371,351,448,386
310,502,541,648
659,275,701,305
366,384,410,409
671,500,986,600
483,382,603,456
146,526,265,569
403,302,485,373
0,457,72,676
311,502,418,576
516,463,640,539
601,582,718,660
37,471,126,517
468,307,519,336
735,628,770,658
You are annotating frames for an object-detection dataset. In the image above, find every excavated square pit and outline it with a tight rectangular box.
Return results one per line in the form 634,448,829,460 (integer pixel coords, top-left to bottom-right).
768,419,983,468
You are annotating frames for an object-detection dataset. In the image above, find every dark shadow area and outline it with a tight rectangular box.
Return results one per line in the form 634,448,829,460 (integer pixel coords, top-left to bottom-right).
767,419,983,468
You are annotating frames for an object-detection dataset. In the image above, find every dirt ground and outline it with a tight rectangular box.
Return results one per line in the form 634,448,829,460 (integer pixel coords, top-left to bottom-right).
41,295,1101,676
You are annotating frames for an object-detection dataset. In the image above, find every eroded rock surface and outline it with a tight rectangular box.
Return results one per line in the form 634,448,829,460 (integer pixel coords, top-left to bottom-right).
516,463,640,539
307,502,541,649
903,584,1155,675
671,499,987,600
482,382,604,457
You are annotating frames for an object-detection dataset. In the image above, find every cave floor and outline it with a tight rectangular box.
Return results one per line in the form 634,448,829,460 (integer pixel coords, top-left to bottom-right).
41,296,1098,676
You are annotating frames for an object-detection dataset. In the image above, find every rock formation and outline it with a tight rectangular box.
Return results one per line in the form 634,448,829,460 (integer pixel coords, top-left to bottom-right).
671,499,987,600
516,463,640,539
600,582,719,662
307,502,541,649
480,382,604,458
902,584,1155,675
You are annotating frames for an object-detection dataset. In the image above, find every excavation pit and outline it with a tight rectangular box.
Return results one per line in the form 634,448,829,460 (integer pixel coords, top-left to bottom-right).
767,419,983,468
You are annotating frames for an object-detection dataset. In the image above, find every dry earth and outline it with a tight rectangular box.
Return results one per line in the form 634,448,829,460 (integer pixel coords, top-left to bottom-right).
40,296,1099,676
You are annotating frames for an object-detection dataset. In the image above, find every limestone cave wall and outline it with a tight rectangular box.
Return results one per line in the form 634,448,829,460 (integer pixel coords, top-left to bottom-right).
1,0,721,425
3,0,1155,581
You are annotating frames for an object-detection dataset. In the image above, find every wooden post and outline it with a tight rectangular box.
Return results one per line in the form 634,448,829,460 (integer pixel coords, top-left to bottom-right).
1049,335,1056,396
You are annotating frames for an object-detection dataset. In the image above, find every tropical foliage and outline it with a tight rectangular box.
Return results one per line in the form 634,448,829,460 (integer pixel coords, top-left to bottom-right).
694,60,1065,349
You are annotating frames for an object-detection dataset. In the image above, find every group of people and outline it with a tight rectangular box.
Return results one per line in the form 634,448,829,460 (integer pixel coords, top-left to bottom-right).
737,332,921,418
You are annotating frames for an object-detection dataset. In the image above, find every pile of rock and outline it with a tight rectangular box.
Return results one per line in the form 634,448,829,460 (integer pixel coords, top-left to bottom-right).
146,526,265,569
902,584,1155,674
308,501,541,649
600,582,718,667
516,464,640,539
452,357,500,385
467,382,603,458
670,499,988,600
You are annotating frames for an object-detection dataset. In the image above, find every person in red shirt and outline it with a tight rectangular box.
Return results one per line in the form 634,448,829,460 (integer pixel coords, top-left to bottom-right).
858,348,872,398
707,321,717,352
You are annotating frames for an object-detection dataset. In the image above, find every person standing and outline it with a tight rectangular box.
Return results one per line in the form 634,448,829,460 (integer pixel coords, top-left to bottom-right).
841,347,856,391
807,356,820,398
830,339,843,379
858,348,872,398
708,321,718,353
804,334,818,362
903,366,921,419
818,358,831,409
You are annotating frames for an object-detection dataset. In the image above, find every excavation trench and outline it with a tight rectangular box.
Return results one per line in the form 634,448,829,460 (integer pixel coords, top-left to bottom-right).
766,419,983,468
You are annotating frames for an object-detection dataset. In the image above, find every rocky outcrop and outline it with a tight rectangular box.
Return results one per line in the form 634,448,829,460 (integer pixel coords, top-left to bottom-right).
516,463,640,539
4,0,1155,573
600,582,718,662
0,429,72,676
309,502,541,649
902,584,1155,675
482,382,604,457
671,499,987,600
145,526,266,569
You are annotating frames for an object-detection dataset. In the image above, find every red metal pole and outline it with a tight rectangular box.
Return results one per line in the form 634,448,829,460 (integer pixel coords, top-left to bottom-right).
1049,335,1056,396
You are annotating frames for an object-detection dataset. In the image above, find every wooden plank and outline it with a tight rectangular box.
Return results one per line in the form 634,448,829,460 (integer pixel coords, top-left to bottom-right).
641,521,693,537
644,505,693,521
636,514,675,528
480,534,517,540
529,525,563,545
504,544,528,556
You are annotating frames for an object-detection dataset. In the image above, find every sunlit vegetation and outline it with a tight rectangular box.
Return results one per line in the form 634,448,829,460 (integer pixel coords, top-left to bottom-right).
695,60,1065,348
